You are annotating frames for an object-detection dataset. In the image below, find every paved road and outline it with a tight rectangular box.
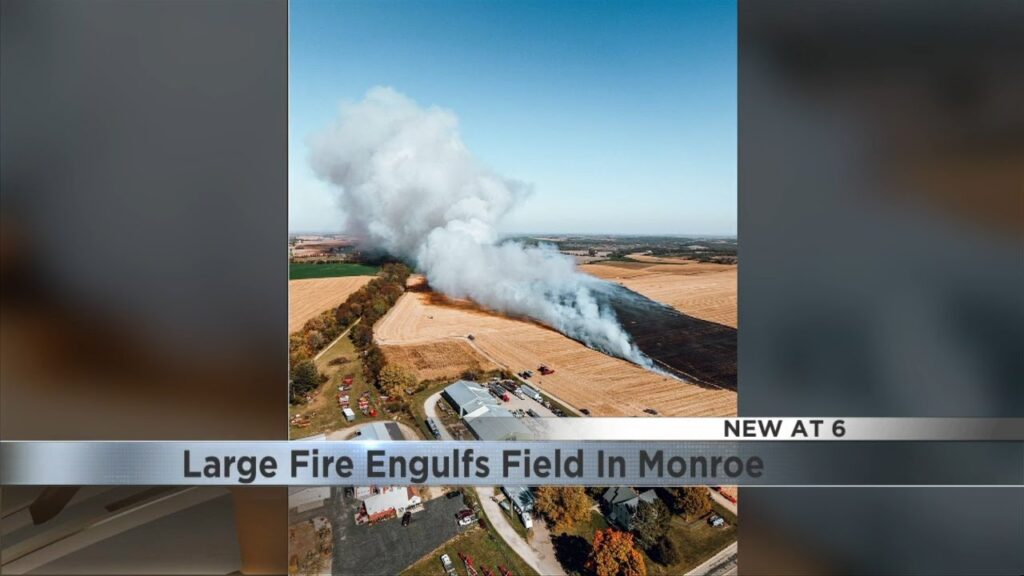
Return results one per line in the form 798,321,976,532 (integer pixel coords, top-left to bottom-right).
425,393,561,574
475,488,565,576
686,541,737,576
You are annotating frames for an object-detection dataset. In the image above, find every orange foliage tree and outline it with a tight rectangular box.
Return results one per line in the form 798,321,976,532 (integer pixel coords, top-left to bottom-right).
586,528,647,576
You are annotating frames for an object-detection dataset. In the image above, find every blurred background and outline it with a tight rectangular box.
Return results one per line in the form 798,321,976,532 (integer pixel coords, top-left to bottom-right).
2,0,287,573
739,0,1023,574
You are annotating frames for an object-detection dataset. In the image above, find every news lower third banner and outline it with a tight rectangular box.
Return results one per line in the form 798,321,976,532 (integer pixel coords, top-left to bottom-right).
2,419,1022,486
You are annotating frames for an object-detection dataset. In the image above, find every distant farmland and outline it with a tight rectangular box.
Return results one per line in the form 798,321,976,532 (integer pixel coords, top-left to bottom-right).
288,262,380,280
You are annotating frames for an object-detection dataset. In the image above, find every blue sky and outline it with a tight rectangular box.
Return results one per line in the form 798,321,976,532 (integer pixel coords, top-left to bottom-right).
290,0,736,235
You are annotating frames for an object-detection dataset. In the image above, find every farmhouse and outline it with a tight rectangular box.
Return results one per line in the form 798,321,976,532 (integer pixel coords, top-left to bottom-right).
602,486,658,530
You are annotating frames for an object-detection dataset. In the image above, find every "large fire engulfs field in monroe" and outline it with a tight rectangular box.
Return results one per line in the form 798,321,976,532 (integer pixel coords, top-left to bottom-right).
184,448,764,484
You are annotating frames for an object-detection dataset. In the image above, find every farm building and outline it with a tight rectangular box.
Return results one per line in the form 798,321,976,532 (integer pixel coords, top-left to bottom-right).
441,380,500,418
463,407,531,440
360,486,422,523
289,487,330,513
602,487,658,530
356,421,405,441
441,381,532,440
501,486,535,514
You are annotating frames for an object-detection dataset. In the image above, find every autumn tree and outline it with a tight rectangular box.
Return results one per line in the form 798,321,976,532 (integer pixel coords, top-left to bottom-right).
631,498,671,550
349,323,373,350
670,487,711,519
586,528,647,576
362,344,386,386
378,364,416,397
533,486,592,531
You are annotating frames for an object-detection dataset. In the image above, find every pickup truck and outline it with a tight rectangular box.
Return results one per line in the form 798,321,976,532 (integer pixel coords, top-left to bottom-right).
440,554,457,576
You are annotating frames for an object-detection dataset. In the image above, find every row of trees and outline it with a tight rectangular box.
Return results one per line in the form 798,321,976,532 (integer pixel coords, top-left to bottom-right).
288,263,411,404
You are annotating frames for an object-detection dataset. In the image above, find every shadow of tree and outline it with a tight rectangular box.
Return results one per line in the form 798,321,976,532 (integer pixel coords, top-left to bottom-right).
552,532,591,575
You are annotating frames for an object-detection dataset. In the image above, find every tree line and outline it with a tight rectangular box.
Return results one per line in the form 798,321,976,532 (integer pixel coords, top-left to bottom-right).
289,263,412,404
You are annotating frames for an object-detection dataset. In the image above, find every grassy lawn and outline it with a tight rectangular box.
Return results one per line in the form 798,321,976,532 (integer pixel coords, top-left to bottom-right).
644,501,737,576
401,525,539,576
289,262,380,280
289,330,387,438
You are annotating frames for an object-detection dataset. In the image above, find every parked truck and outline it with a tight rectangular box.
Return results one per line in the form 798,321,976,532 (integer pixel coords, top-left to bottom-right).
440,554,457,576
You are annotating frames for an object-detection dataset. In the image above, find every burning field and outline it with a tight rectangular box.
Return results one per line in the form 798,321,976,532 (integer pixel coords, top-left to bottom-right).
375,278,736,417
289,276,374,334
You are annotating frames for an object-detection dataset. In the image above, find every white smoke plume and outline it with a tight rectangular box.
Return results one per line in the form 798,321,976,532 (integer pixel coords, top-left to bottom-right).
309,87,652,367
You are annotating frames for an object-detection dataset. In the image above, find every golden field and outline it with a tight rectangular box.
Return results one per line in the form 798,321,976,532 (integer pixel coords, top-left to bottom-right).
288,276,374,334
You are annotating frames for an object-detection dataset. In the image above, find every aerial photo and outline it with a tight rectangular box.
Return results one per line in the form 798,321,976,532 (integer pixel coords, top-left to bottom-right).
288,1,737,575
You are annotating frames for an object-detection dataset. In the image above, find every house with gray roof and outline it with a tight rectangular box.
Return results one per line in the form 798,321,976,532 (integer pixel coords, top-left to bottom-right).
602,487,659,530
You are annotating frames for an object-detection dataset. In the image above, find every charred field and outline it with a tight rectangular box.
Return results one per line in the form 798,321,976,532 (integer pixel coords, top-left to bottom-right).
599,283,737,391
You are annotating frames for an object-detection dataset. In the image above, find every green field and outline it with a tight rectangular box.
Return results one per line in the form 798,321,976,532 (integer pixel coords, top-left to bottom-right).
289,262,380,280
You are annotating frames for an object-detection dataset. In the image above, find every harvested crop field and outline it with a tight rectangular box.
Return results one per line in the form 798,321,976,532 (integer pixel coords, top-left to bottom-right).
375,289,735,417
382,340,497,382
289,276,374,333
584,262,736,328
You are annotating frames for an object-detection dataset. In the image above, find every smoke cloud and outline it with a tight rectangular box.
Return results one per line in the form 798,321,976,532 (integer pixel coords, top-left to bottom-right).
309,87,651,366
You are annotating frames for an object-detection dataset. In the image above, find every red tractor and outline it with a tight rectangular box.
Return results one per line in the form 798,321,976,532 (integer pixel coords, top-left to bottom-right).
538,365,554,376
